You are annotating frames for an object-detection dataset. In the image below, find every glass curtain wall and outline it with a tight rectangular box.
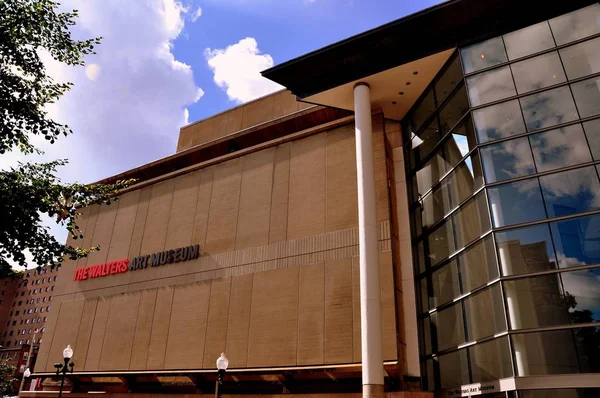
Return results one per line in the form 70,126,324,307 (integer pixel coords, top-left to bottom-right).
403,3,600,393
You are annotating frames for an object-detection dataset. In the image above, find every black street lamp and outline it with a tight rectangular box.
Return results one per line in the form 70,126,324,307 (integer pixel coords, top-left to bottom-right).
215,353,229,398
53,345,74,398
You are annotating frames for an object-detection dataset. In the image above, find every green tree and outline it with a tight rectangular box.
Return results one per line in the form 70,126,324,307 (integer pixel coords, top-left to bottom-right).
0,360,16,397
0,0,132,276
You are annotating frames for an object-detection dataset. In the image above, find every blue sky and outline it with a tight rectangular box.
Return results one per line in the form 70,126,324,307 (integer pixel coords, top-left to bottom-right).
175,0,443,122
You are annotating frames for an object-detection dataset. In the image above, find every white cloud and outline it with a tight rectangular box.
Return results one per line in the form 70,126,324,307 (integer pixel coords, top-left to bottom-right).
0,0,204,264
205,37,283,103
191,6,203,22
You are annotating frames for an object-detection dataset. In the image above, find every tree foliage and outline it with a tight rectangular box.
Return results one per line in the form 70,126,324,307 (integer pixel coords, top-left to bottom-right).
0,0,133,276
0,360,16,396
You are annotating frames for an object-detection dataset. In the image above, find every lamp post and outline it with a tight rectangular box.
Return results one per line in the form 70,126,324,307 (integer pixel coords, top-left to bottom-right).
53,345,74,398
19,329,37,393
215,353,229,398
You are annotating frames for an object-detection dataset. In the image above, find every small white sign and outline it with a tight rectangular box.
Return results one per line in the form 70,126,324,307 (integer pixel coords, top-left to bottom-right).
446,380,500,397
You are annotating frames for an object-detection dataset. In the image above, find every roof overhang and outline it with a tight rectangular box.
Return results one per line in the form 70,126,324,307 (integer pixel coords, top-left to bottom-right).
262,0,598,99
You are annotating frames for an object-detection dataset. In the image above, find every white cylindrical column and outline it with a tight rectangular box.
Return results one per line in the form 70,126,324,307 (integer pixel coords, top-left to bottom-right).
354,82,384,398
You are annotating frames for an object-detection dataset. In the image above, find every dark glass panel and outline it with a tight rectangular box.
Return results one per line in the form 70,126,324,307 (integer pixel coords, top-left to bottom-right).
560,37,600,80
447,114,477,159
466,66,516,107
439,84,469,135
438,349,469,389
422,316,433,355
529,124,592,172
461,37,508,74
550,213,600,268
480,137,535,183
420,277,429,313
469,337,512,383
431,302,465,351
431,259,460,308
425,359,435,392
435,54,463,102
414,154,445,199
453,192,491,247
571,76,600,118
511,52,566,94
418,241,426,274
562,267,600,323
421,179,451,229
503,21,555,60
495,224,558,276
420,155,483,231
512,326,600,375
504,273,571,329
540,166,600,218
412,88,436,133
473,99,526,143
549,4,600,46
584,118,600,160
459,236,499,292
520,86,579,131
414,119,441,161
427,219,455,266
446,153,484,207
464,284,506,341
488,178,546,227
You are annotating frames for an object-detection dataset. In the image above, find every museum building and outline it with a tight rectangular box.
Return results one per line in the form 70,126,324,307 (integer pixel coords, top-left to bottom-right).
26,1,600,398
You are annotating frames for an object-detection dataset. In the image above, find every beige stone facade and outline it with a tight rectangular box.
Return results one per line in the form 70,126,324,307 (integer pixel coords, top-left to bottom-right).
36,99,414,385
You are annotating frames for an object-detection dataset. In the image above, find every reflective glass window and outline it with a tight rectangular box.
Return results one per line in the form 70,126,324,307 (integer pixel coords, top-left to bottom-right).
503,21,555,60
414,154,445,199
469,337,512,383
461,37,507,74
411,88,436,133
488,178,546,227
560,37,600,80
583,118,600,160
439,84,469,135
435,54,463,102
540,166,600,218
495,224,558,276
414,119,441,161
520,86,579,131
464,284,506,341
445,115,477,164
480,137,535,183
446,153,484,206
428,219,455,266
467,66,516,107
431,259,460,308
432,303,465,351
438,349,469,389
549,4,600,46
550,213,600,268
511,326,600,375
506,268,600,331
473,99,526,143
529,124,593,172
504,273,571,329
453,192,491,247
571,76,600,118
511,52,566,94
421,179,451,230
459,236,499,292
